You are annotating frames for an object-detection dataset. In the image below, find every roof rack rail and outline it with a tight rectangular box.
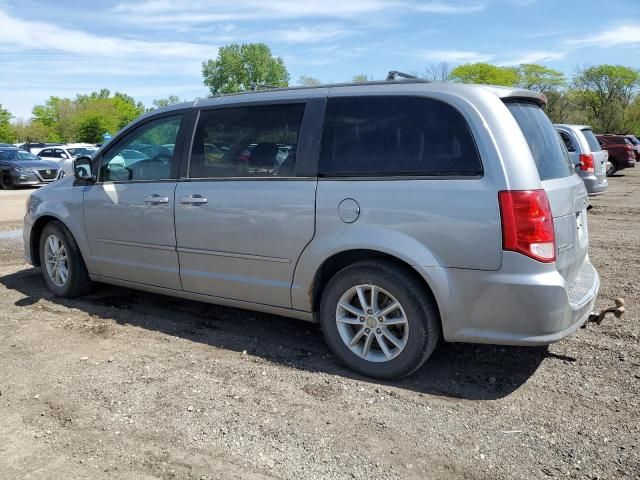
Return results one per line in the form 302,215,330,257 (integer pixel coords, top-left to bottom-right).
386,71,424,81
249,82,280,91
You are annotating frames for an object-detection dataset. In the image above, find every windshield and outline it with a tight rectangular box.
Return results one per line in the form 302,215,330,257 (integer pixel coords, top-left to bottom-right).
2,149,40,161
67,147,97,157
506,102,574,181
580,128,602,152
627,136,640,145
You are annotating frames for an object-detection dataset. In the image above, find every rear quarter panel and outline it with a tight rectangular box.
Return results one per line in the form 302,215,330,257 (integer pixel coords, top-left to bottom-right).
291,85,538,311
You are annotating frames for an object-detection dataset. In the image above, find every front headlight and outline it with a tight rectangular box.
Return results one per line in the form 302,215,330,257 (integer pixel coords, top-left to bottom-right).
14,167,32,174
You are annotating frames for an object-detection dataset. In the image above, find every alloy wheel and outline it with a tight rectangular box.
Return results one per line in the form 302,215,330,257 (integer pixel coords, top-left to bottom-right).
44,234,69,287
335,284,409,362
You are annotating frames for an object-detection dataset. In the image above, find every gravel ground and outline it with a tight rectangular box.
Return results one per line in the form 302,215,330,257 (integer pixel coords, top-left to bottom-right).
0,171,638,480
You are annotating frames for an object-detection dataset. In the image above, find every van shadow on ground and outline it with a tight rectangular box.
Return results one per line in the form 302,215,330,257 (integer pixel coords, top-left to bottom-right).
1,267,568,401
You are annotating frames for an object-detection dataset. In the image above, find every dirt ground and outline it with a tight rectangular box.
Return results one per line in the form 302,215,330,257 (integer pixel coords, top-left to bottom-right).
0,189,30,230
0,172,638,480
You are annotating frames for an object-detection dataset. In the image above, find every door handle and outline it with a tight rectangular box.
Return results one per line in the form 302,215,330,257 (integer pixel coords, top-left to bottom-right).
144,195,169,204
180,195,208,205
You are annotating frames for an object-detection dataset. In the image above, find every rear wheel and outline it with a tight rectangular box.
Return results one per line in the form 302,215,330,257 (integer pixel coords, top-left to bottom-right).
606,160,617,177
39,221,92,297
0,172,14,190
319,260,440,379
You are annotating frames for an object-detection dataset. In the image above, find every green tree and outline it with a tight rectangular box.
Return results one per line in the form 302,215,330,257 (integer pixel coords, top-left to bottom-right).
515,64,567,124
202,43,289,95
298,75,322,87
450,63,519,86
623,95,640,135
351,74,370,83
0,104,15,143
517,64,566,93
572,64,640,133
11,119,52,143
152,95,182,109
31,89,145,142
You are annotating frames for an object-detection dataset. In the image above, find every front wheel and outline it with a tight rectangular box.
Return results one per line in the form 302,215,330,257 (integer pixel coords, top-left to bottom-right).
319,260,440,379
0,172,15,190
39,221,92,297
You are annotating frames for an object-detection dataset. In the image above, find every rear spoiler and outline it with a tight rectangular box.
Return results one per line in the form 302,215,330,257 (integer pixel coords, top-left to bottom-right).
480,85,547,107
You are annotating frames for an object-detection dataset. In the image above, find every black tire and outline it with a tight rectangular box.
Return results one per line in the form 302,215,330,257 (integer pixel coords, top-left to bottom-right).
0,172,15,190
39,221,92,297
606,160,617,177
319,260,440,379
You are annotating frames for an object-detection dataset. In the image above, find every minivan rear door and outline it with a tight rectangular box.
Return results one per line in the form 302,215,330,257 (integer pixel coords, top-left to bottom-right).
506,102,589,284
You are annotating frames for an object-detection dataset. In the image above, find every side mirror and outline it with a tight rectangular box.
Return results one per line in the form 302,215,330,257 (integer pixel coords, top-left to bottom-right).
61,153,70,159
74,156,94,182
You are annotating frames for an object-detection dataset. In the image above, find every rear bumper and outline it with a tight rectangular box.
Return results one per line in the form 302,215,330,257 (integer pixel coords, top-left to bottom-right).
615,159,636,170
420,252,600,346
582,175,608,196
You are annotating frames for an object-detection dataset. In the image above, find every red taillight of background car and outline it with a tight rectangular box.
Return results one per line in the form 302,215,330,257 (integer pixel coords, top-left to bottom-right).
579,153,595,173
498,190,556,263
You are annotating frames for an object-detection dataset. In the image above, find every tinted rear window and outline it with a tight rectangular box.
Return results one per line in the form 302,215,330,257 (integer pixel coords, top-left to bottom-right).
507,102,574,181
319,96,482,177
580,128,601,152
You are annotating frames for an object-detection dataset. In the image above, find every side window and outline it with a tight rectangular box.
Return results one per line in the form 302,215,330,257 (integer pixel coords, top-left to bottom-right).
319,96,482,177
53,149,66,158
100,114,183,182
189,103,305,178
39,149,51,157
559,132,575,152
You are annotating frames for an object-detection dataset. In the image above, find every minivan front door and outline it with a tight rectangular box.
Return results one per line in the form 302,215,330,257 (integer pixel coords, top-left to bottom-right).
174,102,319,308
84,113,186,290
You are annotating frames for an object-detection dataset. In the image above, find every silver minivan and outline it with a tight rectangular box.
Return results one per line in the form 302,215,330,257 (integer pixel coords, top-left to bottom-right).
555,124,608,196
24,79,600,379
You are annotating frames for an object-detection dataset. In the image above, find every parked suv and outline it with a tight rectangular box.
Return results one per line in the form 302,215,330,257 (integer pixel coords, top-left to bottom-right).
555,124,608,196
596,134,636,175
24,80,599,379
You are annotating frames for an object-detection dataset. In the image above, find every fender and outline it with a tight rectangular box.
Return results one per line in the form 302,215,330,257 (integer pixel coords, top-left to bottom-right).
27,178,95,274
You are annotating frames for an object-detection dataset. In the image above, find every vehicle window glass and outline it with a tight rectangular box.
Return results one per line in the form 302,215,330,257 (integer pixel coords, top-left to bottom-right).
53,149,65,158
17,151,40,161
100,114,183,182
39,149,51,157
319,96,482,177
0,150,19,161
67,147,97,157
580,129,601,152
189,104,304,178
559,132,575,152
506,102,574,181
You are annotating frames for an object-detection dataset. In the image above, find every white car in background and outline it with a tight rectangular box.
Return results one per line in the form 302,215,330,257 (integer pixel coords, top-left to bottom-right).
38,144,98,176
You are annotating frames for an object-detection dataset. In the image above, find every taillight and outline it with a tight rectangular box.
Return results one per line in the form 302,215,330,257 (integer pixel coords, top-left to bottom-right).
498,190,556,263
579,154,595,173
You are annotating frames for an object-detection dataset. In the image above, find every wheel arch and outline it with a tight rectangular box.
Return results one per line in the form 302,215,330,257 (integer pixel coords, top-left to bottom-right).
30,215,64,267
308,249,442,329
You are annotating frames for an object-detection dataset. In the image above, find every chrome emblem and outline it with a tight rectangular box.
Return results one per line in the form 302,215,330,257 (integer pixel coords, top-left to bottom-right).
46,170,51,174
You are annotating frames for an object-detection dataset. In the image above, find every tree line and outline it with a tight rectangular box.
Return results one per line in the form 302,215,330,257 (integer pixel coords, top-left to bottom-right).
1,42,639,144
